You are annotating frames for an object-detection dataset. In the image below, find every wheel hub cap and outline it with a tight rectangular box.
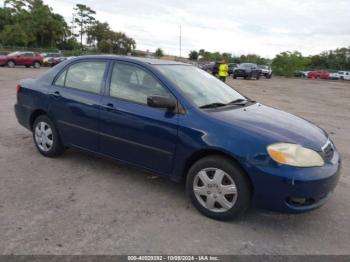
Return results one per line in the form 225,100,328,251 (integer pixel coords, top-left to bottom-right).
193,168,238,213
34,122,53,152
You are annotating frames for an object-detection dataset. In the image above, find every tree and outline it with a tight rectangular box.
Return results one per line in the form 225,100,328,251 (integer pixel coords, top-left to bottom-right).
0,0,70,48
73,4,96,49
189,50,198,60
272,51,310,77
155,48,164,58
0,24,28,46
97,39,113,53
86,21,111,47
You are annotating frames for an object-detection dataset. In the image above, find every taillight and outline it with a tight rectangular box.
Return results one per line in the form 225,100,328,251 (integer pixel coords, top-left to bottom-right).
16,84,22,93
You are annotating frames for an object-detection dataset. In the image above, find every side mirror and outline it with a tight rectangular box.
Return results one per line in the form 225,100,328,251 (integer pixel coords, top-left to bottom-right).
147,96,176,110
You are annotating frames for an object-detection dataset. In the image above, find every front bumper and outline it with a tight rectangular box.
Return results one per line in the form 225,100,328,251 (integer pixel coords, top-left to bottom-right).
247,151,341,213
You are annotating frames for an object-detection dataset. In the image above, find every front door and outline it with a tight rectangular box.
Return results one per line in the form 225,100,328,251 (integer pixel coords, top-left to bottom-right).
99,61,179,175
48,59,108,151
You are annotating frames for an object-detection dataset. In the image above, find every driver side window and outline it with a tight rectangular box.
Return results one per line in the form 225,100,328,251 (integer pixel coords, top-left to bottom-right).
109,63,172,104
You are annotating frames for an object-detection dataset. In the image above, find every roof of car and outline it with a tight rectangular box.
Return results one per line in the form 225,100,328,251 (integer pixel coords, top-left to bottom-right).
74,55,188,65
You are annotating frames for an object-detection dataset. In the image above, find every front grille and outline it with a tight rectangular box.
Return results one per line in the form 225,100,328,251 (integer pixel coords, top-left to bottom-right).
322,141,334,161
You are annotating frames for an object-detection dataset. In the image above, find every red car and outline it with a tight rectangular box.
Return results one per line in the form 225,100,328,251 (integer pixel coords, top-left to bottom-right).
0,51,43,68
307,71,330,79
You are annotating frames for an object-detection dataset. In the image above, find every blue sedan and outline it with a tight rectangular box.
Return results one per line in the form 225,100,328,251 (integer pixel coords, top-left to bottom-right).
14,55,341,220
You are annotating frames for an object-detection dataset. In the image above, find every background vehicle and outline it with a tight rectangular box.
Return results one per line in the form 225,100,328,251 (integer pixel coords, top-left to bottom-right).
42,52,64,66
329,72,340,80
0,51,43,68
338,71,350,80
258,65,272,78
307,71,330,79
200,62,215,73
228,63,238,75
232,63,261,80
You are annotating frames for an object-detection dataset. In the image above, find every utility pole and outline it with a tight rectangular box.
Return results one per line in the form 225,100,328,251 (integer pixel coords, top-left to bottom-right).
179,24,182,58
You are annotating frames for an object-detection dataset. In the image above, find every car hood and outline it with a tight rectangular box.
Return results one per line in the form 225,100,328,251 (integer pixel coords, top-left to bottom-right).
210,103,328,150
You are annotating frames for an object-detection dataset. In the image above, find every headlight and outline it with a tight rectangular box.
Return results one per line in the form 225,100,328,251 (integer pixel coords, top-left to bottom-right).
267,143,324,167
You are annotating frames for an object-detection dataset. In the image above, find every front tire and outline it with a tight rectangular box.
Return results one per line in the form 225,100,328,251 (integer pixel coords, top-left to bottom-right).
186,155,251,221
32,115,64,157
33,61,41,69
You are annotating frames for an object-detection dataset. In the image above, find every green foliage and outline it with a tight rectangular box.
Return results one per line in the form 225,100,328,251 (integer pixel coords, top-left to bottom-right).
272,51,310,77
97,39,113,53
155,48,164,58
0,24,28,46
1,0,69,48
86,22,136,54
0,1,136,54
189,50,198,60
73,4,96,49
308,47,350,70
238,54,270,65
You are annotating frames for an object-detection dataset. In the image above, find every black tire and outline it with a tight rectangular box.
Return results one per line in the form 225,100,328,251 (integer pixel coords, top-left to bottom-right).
7,60,15,68
33,61,41,69
256,75,260,80
25,65,30,68
233,75,237,79
32,115,64,157
186,155,252,221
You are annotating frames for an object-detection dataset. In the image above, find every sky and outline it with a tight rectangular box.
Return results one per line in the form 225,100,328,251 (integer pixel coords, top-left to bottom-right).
2,0,350,58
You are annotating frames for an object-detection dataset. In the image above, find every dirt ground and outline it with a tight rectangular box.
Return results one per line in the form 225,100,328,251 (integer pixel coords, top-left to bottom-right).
0,67,349,255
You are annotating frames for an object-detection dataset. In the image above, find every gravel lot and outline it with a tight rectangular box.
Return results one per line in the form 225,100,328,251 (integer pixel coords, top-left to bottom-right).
0,67,349,255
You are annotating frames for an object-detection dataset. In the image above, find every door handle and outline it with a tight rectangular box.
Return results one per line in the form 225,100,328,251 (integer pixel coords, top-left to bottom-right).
51,91,61,98
101,103,115,111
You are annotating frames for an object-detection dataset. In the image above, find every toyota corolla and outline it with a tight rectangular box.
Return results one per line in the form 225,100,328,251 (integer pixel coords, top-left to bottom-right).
14,56,341,220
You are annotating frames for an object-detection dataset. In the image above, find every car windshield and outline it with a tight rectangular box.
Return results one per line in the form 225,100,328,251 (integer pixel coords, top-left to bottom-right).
240,63,254,69
8,52,20,56
155,65,245,108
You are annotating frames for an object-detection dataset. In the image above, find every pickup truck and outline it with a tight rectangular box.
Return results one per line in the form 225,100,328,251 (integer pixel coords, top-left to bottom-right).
232,63,261,80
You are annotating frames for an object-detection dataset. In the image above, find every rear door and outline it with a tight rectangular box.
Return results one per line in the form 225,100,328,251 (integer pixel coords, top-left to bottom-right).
99,61,179,174
48,59,108,151
23,52,34,65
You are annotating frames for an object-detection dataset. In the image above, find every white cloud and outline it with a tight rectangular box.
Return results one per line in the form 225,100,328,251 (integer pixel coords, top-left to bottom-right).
2,0,350,57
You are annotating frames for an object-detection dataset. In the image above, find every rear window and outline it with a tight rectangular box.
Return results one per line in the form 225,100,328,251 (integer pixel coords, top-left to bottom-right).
54,61,107,94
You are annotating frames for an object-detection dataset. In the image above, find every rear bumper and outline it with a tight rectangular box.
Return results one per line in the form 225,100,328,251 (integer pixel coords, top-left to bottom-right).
248,151,341,213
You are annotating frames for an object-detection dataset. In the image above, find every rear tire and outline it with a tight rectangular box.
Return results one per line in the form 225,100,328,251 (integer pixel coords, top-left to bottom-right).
32,115,64,157
33,61,41,69
7,60,15,68
186,155,251,221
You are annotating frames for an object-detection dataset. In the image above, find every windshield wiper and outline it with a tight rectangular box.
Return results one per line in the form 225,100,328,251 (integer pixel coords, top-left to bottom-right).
227,98,248,105
199,102,227,109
